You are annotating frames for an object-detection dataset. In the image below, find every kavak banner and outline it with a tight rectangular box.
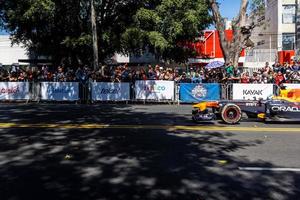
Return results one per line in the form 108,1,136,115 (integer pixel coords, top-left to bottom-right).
179,83,220,103
92,82,130,101
135,80,174,100
41,82,79,101
232,84,274,100
0,82,30,100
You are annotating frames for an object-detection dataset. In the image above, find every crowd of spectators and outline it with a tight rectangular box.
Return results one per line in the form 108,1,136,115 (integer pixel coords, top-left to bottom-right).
0,61,299,85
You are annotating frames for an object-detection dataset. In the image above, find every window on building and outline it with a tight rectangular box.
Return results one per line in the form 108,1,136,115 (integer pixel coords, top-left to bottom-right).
282,33,295,50
257,40,265,46
282,5,296,24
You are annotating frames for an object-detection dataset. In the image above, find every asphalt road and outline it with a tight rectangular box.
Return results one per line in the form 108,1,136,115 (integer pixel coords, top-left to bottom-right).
1,103,300,200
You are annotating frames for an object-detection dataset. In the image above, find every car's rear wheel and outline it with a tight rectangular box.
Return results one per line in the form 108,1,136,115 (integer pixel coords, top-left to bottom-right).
221,104,242,124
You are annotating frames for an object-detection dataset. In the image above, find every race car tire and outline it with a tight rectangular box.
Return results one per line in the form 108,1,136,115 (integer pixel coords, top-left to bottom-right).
221,104,242,124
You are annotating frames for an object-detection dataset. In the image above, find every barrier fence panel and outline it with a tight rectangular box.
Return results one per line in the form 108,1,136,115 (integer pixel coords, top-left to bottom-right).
0,82,30,100
2,81,299,103
41,82,79,101
29,82,41,101
91,82,130,101
221,84,233,100
175,83,180,104
179,83,221,103
232,84,274,100
135,80,175,101
78,82,89,103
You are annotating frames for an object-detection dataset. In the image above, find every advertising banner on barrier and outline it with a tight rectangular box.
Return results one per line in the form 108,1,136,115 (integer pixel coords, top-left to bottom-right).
41,82,79,101
179,83,220,103
0,82,29,100
92,82,130,101
283,84,300,89
135,81,174,100
233,84,274,100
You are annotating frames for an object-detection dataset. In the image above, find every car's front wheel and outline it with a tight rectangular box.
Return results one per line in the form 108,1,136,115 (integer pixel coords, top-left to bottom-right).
221,104,242,124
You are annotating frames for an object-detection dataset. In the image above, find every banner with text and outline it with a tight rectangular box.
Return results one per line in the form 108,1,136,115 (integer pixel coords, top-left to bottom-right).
41,82,79,101
92,82,130,101
135,81,174,100
0,82,30,100
179,83,220,103
233,84,274,100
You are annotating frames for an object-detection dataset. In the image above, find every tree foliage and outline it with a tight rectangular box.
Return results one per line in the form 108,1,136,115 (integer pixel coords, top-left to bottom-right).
0,0,144,66
0,0,211,65
121,0,211,63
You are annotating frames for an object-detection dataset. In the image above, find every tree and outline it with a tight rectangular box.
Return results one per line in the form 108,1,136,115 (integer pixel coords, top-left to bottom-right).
0,0,144,67
91,0,99,70
121,0,211,63
208,0,265,67
0,0,92,66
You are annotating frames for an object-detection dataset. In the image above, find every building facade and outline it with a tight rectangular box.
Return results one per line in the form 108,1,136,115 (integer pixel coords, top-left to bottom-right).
0,35,29,66
295,0,300,57
187,30,245,66
248,0,297,67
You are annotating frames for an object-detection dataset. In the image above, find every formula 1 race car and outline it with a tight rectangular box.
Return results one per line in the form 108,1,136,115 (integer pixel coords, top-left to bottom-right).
192,88,300,124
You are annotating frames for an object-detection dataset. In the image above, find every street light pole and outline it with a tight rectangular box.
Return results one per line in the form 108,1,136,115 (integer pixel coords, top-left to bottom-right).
91,0,99,71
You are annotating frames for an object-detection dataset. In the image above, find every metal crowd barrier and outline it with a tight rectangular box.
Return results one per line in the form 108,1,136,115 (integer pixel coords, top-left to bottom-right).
0,81,299,104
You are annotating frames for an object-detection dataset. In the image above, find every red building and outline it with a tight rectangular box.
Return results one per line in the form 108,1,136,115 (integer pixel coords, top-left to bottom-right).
187,30,245,66
277,50,295,64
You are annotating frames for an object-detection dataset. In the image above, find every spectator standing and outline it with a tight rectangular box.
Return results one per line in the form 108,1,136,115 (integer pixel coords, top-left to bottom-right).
192,72,202,83
281,62,289,74
274,71,285,85
263,62,272,76
173,69,181,83
240,72,250,83
290,62,300,72
55,66,66,82
76,66,89,84
121,64,131,82
273,62,281,73
225,62,234,78
251,72,261,83
180,72,191,83
18,72,26,82
147,65,156,80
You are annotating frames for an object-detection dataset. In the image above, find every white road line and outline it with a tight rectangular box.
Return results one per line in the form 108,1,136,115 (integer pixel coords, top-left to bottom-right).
238,167,300,172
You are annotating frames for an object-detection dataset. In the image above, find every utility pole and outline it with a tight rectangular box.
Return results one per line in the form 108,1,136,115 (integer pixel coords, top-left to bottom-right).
91,0,99,71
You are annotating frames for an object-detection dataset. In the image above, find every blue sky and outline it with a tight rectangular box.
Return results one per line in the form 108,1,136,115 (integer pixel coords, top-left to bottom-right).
0,30,7,35
0,1,241,35
218,0,241,20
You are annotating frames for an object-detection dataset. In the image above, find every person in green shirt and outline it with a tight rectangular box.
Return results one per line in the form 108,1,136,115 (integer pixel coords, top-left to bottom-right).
225,62,234,78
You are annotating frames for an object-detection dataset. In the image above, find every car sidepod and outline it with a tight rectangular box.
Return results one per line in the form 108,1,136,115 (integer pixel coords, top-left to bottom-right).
266,100,300,121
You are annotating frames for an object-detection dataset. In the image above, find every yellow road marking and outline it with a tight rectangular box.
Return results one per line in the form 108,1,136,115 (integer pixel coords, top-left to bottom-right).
0,123,299,132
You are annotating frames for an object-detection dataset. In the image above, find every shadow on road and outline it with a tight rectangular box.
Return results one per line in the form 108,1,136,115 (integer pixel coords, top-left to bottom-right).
0,104,299,200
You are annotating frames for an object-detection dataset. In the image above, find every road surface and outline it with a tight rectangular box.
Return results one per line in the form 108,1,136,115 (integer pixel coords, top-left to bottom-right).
0,104,300,200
